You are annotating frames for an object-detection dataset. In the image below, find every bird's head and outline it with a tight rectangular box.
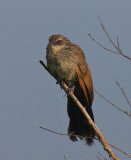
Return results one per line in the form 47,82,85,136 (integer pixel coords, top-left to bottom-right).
47,34,70,53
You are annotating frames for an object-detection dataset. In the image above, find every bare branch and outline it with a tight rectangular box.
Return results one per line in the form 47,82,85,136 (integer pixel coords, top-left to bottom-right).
94,89,131,118
98,16,120,53
98,152,108,160
40,60,120,160
116,37,122,53
114,80,131,108
88,17,131,61
96,155,102,160
88,33,119,55
39,126,98,140
39,126,131,159
108,143,131,158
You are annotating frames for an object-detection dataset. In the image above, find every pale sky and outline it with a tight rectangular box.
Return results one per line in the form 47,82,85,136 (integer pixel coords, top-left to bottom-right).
0,0,131,160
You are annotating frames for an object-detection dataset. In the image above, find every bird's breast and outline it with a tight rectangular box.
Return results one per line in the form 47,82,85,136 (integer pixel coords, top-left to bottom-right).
46,50,77,84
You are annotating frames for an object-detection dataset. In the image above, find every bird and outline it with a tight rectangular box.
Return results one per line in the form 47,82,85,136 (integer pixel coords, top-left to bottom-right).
46,34,96,145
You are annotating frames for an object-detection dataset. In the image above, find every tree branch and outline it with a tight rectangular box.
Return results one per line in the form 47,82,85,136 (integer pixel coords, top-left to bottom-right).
108,143,131,158
39,126,98,140
88,17,131,61
88,33,122,55
39,126,131,158
114,80,131,108
94,89,131,118
39,60,120,160
98,16,121,53
96,155,102,160
97,152,108,160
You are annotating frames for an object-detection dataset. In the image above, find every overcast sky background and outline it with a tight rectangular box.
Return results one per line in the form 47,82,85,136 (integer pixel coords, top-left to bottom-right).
0,0,131,160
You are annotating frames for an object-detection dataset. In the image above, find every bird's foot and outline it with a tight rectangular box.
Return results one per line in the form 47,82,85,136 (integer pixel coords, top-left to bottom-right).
56,78,66,90
63,86,75,98
65,86,75,94
56,78,65,85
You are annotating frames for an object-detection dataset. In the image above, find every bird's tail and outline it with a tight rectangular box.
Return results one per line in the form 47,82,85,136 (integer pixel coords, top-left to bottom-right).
67,97,96,145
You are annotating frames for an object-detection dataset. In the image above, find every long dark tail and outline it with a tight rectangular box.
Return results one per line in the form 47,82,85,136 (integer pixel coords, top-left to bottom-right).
67,87,96,145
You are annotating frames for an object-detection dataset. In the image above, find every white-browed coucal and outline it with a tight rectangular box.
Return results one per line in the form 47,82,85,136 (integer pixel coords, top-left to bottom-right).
46,34,95,145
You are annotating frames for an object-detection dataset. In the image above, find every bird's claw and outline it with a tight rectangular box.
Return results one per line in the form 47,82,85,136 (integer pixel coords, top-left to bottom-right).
65,86,75,94
56,78,64,85
63,86,75,98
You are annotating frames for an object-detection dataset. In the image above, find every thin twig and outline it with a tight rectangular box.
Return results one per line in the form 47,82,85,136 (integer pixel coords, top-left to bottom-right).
116,37,122,53
108,143,131,158
40,60,120,160
98,16,131,60
98,16,120,53
88,17,131,61
94,89,131,118
39,126,131,158
96,155,102,160
40,126,68,136
39,126,98,140
88,33,119,55
98,152,108,160
114,80,131,108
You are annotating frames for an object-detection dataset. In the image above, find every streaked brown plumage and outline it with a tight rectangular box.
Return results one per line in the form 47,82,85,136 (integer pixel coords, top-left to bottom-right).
46,34,96,145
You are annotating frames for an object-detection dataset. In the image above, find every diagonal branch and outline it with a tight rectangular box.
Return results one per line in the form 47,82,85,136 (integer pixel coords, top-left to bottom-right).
39,126,131,158
39,126,98,140
88,17,131,61
97,152,108,160
108,143,131,158
39,60,120,160
96,155,102,160
98,16,121,54
94,89,131,118
116,37,123,53
114,80,131,108
88,33,121,55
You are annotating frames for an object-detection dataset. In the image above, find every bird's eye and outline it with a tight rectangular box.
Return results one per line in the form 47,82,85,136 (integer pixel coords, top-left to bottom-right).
56,40,62,45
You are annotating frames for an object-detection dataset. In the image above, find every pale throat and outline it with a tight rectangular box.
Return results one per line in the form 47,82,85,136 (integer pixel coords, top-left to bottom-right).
50,45,64,53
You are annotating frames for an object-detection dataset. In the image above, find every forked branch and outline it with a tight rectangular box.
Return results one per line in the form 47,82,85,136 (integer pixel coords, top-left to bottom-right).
39,126,131,158
88,16,131,61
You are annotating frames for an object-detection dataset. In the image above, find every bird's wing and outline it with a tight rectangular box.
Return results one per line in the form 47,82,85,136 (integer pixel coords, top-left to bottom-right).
75,62,94,107
71,43,94,107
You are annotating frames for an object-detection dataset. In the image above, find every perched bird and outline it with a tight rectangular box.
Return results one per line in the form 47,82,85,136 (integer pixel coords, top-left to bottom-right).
46,34,96,145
